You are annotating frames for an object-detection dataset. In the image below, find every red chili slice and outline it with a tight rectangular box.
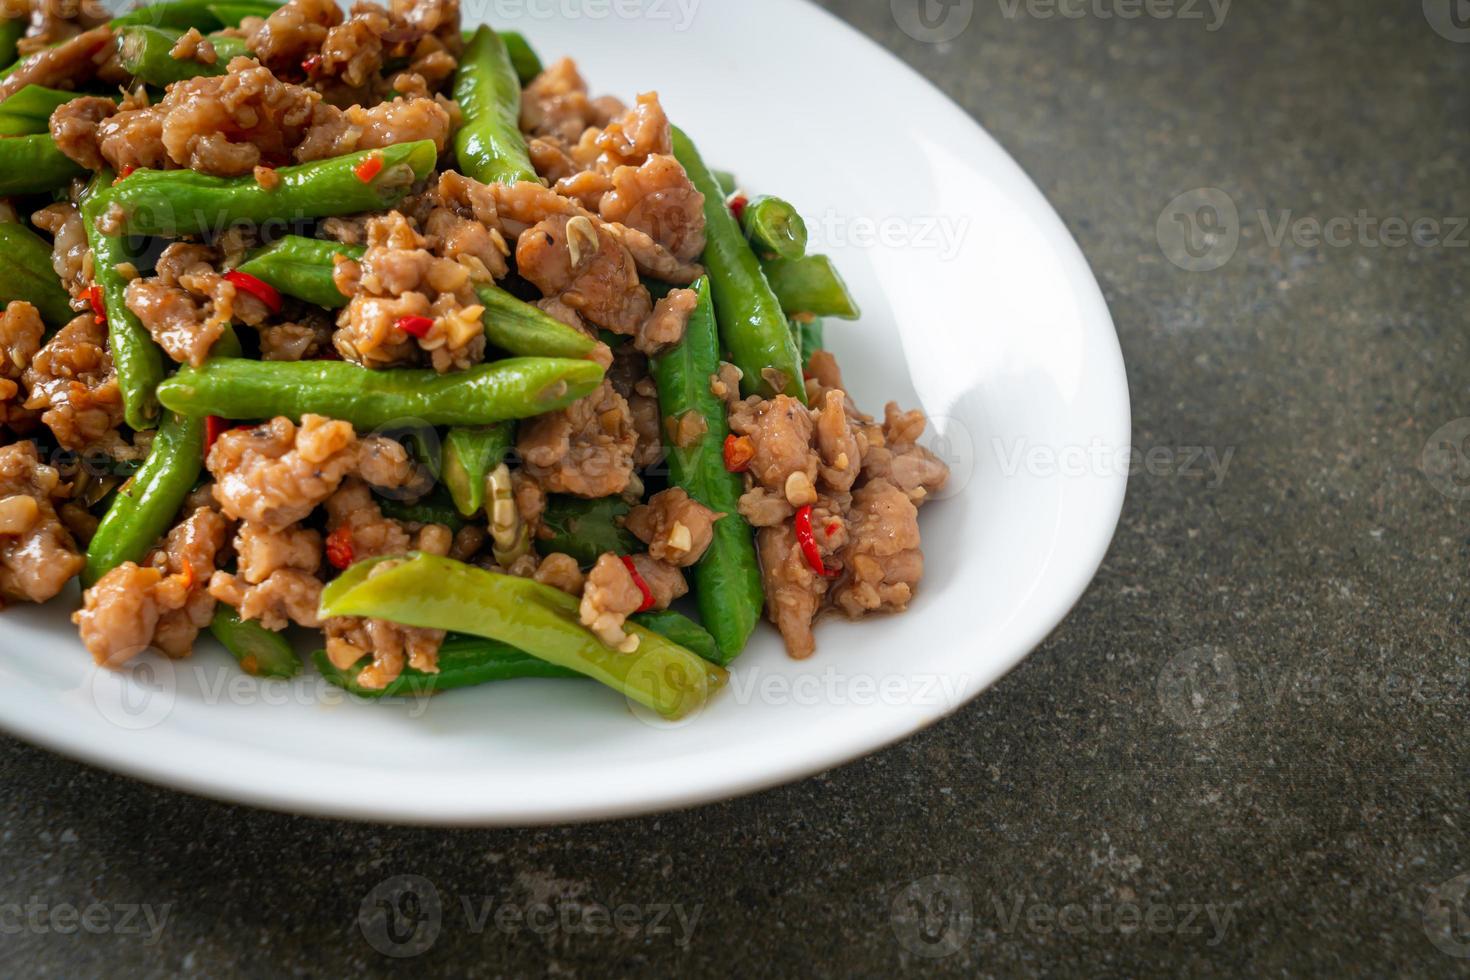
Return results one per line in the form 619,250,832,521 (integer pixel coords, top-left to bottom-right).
203,416,228,457
223,270,283,315
353,154,383,183
301,54,322,74
395,315,435,339
113,164,136,184
729,194,748,221
723,434,754,473
86,285,106,324
621,556,656,613
325,526,355,571
794,505,837,578
826,521,840,537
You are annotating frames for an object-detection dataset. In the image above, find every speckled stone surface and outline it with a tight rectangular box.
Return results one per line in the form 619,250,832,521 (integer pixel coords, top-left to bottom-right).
3,1,1468,976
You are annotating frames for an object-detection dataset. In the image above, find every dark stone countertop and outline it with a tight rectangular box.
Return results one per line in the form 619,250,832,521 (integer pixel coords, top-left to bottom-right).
4,1,1468,975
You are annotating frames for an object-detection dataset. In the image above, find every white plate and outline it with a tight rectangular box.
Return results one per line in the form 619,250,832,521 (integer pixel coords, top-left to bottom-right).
0,0,1130,824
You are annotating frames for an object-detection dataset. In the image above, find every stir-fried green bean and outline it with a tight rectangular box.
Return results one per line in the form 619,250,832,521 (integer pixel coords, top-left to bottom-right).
762,254,861,320
740,195,808,261
320,553,727,719
651,277,764,663
237,236,598,359
671,126,806,402
117,25,249,86
108,140,438,237
0,222,75,326
797,317,825,370
0,134,85,195
0,85,86,136
453,26,537,185
156,356,605,430
0,18,22,70
442,424,514,517
210,607,301,679
81,171,167,430
499,30,542,85
83,412,206,587
316,635,581,698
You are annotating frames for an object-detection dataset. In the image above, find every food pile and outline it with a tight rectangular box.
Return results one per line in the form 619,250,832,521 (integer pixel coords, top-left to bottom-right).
0,0,948,719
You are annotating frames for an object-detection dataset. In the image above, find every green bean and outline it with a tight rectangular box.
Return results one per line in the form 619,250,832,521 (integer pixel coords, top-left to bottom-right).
109,0,276,30
442,424,513,517
499,30,543,86
671,126,805,402
320,553,727,719
315,635,581,699
713,170,737,196
156,356,605,430
236,236,597,358
536,494,639,567
0,19,21,71
0,85,83,137
116,26,249,86
83,411,204,587
740,195,808,261
650,277,764,663
452,26,536,185
762,254,861,320
797,317,825,371
210,606,301,679
0,222,74,327
0,134,85,195
108,140,438,237
379,487,468,530
630,610,721,665
81,171,166,430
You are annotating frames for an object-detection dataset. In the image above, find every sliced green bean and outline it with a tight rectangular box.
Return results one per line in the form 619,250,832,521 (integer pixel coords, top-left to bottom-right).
117,25,249,86
671,126,805,402
81,171,166,430
651,277,764,663
713,170,737,196
204,1,282,26
156,356,605,430
762,254,861,321
442,424,513,517
0,222,75,327
108,140,438,237
83,411,204,587
210,606,301,679
740,195,808,261
797,317,825,371
110,0,276,30
0,85,87,137
0,19,22,71
452,26,536,185
236,236,597,358
536,495,638,567
0,134,85,195
630,610,721,666
320,553,727,719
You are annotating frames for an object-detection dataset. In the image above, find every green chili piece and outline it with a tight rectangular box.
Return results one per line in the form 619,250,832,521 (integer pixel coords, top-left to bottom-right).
0,222,74,326
650,277,764,663
671,126,805,402
210,607,301,679
452,26,537,185
320,553,727,720
108,140,438,237
156,356,605,430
